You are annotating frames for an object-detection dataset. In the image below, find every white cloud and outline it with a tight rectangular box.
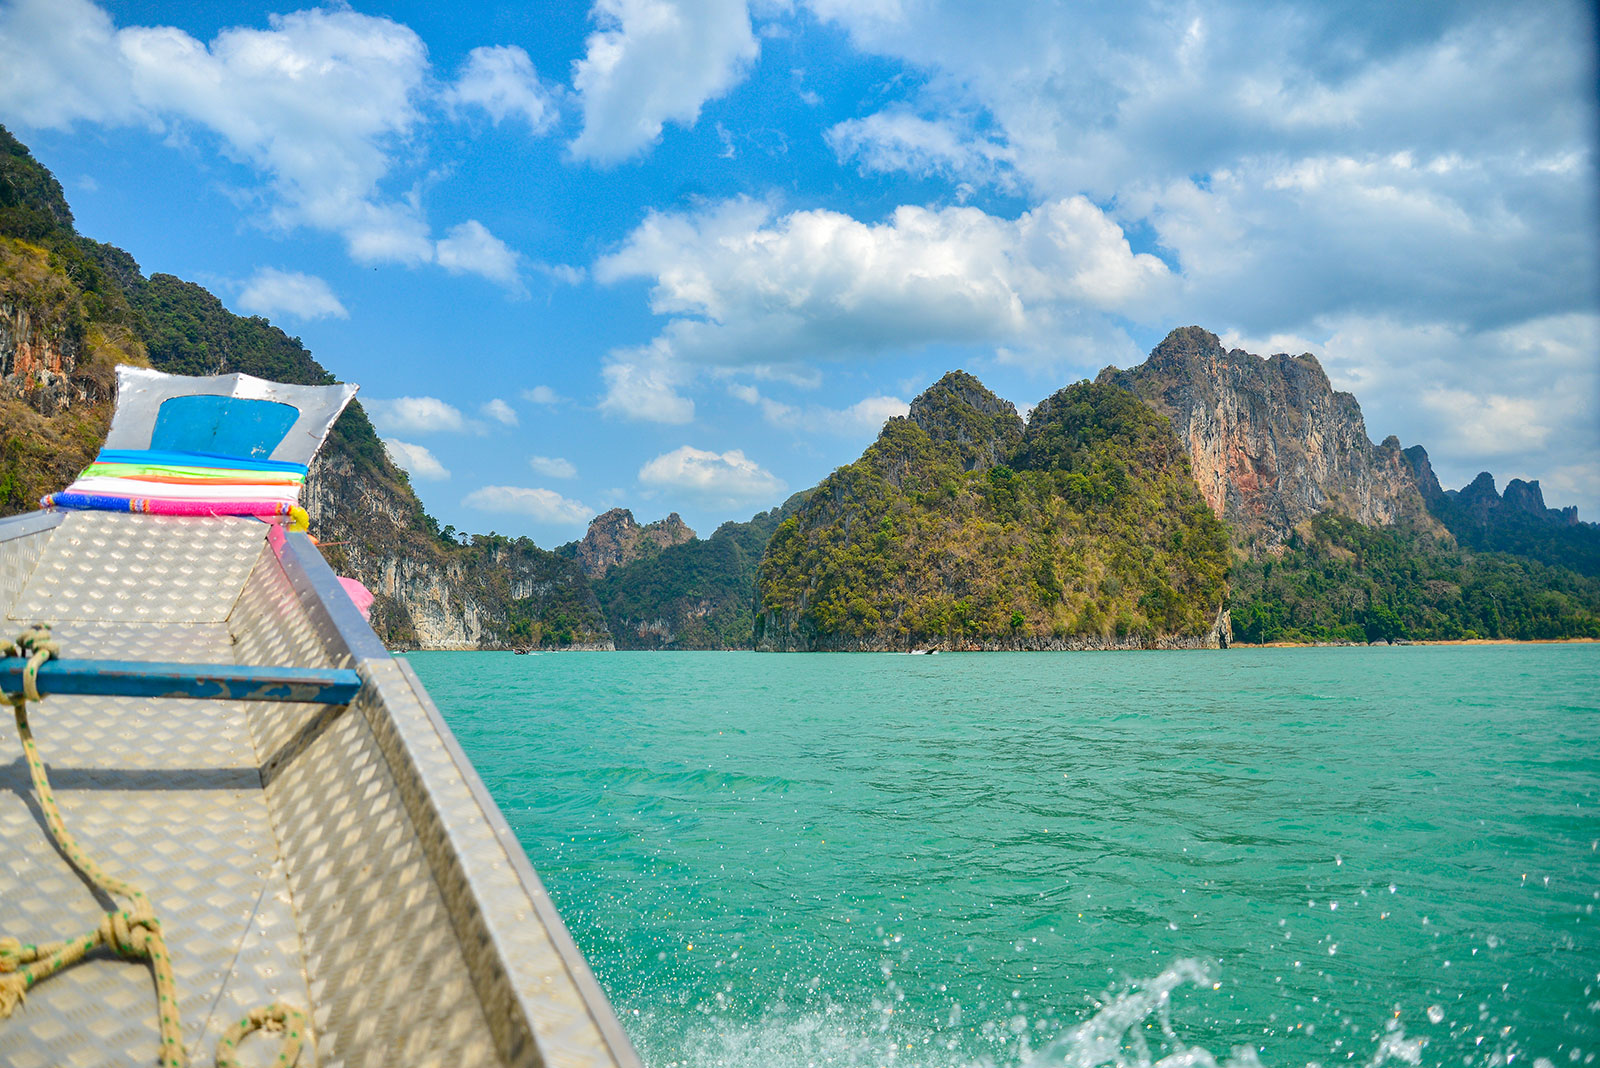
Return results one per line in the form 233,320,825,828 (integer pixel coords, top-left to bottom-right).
482,398,518,425
594,195,1173,369
530,455,578,478
729,384,908,436
599,340,695,423
382,438,450,480
638,445,784,507
824,394,910,435
0,0,140,128
802,2,1597,335
0,0,536,286
435,220,524,292
444,45,557,133
827,110,1016,192
236,267,348,321
0,1,439,263
1419,389,1550,455
364,396,469,434
569,0,759,163
521,385,565,405
535,263,587,285
462,485,592,525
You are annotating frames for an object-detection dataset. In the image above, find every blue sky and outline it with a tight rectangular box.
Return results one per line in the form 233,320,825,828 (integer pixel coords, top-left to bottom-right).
1,0,1596,542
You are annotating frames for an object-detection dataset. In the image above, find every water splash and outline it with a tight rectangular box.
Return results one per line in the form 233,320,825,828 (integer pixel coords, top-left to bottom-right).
1024,961,1256,1068
625,960,1469,1068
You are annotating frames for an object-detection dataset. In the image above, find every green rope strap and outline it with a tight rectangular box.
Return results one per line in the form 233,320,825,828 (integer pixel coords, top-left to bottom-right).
0,625,307,1068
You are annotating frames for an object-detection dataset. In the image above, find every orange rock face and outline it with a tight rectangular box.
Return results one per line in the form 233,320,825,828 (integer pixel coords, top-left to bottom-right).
1,300,80,416
1099,326,1434,547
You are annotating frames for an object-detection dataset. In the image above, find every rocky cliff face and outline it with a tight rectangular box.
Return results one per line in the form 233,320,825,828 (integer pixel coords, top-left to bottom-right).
0,212,142,512
595,498,802,649
563,508,695,579
2,298,81,414
1099,326,1434,547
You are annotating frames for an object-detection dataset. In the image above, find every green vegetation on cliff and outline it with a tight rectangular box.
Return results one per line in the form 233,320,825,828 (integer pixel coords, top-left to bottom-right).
1,130,149,512
597,499,800,649
758,377,1231,649
1229,513,1600,643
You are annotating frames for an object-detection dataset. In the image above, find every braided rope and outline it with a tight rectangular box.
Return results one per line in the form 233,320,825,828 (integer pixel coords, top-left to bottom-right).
0,626,306,1067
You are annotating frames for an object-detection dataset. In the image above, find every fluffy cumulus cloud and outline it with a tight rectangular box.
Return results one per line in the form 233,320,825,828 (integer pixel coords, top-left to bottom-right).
444,45,558,133
383,438,450,480
0,0,524,285
799,2,1598,336
827,110,1016,193
462,485,592,525
598,340,695,423
638,445,785,508
236,268,347,321
364,396,470,435
597,197,1172,360
435,221,525,293
591,194,1172,415
569,0,759,162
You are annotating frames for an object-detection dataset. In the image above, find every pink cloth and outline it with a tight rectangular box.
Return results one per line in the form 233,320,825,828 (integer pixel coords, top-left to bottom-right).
338,577,375,621
266,521,374,622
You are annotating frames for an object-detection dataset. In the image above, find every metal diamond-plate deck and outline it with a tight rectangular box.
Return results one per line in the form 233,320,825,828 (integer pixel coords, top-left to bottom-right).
372,659,625,1068
9,512,265,624
42,621,236,663
0,689,316,1068
0,525,52,617
264,675,496,1068
232,546,341,772
2,513,639,1068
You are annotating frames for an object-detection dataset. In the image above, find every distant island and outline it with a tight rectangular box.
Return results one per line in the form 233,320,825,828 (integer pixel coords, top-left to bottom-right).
4,124,1597,651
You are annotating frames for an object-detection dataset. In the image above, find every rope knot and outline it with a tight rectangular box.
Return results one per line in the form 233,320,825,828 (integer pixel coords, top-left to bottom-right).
98,911,159,960
3,624,57,704
0,937,28,973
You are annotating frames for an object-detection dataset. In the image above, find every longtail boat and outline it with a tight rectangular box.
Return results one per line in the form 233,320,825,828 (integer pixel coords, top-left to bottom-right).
0,368,640,1067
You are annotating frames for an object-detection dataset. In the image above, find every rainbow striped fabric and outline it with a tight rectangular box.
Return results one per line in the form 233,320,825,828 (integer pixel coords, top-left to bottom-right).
42,449,311,524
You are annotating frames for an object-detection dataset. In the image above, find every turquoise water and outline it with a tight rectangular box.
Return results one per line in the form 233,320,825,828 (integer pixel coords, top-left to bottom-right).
407,646,1600,1068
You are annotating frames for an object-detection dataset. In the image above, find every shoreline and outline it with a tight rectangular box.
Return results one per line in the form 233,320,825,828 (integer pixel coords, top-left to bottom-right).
397,636,1600,653
1244,636,1598,649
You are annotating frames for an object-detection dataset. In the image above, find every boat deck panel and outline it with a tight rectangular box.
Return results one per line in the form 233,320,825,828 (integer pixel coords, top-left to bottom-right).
0,519,54,612
0,688,316,1068
263,675,498,1068
9,512,265,625
0,512,641,1068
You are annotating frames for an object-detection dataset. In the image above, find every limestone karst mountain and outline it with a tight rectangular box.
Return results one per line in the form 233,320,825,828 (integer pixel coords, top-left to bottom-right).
559,508,696,579
1097,326,1435,548
755,376,1232,650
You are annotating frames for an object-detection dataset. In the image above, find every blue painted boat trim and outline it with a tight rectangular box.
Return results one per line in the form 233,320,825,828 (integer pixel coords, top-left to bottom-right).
0,659,363,704
96,448,310,474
